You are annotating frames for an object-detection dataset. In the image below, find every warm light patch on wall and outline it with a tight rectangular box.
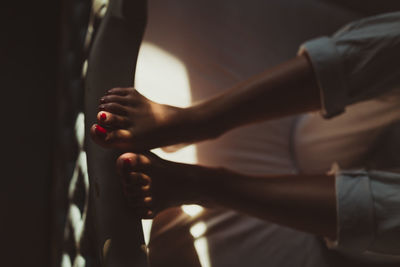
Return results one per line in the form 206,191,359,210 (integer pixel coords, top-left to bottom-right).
182,204,204,217
190,221,207,238
190,222,211,267
135,41,198,241
135,42,192,108
135,41,197,164
135,42,211,266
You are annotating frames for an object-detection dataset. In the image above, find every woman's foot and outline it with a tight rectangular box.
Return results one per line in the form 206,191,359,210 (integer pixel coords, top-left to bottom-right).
116,152,201,218
90,87,195,151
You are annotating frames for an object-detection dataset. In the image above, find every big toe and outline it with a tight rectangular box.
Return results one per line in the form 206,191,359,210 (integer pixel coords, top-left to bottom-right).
90,124,133,149
116,153,151,175
97,111,129,129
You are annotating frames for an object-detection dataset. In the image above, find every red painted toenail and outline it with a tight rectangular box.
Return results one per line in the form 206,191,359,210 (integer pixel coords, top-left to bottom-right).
100,113,107,121
123,158,131,168
95,125,107,135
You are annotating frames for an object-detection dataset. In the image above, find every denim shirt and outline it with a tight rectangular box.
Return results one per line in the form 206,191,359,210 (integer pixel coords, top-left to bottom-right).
300,12,400,258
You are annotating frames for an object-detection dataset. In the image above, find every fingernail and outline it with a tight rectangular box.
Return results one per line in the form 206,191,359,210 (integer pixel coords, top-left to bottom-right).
100,112,107,121
100,97,106,103
95,125,107,135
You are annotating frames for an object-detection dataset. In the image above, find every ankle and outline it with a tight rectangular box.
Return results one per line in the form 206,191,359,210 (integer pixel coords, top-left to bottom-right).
182,105,220,141
181,163,224,206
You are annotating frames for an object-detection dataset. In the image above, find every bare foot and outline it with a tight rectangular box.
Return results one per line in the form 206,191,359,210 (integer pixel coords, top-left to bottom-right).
90,87,199,151
116,152,201,218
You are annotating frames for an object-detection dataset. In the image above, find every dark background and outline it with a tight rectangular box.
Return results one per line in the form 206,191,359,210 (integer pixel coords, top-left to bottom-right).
1,1,60,266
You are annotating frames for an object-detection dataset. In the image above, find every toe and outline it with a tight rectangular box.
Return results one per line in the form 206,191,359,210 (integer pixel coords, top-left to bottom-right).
106,87,132,96
117,153,151,175
99,102,127,116
100,94,131,105
128,199,154,219
90,124,109,147
117,153,136,175
145,210,154,218
122,172,151,198
123,183,154,216
91,124,108,138
107,129,132,146
97,111,129,128
136,154,151,166
122,172,151,188
123,184,149,198
133,207,154,219
90,124,132,149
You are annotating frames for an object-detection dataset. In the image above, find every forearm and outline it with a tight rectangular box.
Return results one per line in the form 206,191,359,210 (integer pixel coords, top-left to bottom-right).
191,165,336,239
189,54,321,137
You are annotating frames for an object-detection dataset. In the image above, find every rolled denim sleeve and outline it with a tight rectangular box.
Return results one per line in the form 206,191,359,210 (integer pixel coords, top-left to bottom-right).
299,12,400,118
333,169,400,256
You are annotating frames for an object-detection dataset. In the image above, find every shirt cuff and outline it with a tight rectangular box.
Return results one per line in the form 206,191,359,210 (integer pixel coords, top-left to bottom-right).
327,169,375,252
298,37,347,118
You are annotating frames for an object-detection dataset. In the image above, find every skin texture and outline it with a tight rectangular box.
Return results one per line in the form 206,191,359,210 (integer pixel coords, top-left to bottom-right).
116,152,201,217
118,152,337,240
91,54,338,239
90,88,197,151
91,54,320,151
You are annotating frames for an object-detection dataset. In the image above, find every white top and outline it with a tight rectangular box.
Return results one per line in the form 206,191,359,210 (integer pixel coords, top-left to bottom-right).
300,12,400,118
297,11,400,260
